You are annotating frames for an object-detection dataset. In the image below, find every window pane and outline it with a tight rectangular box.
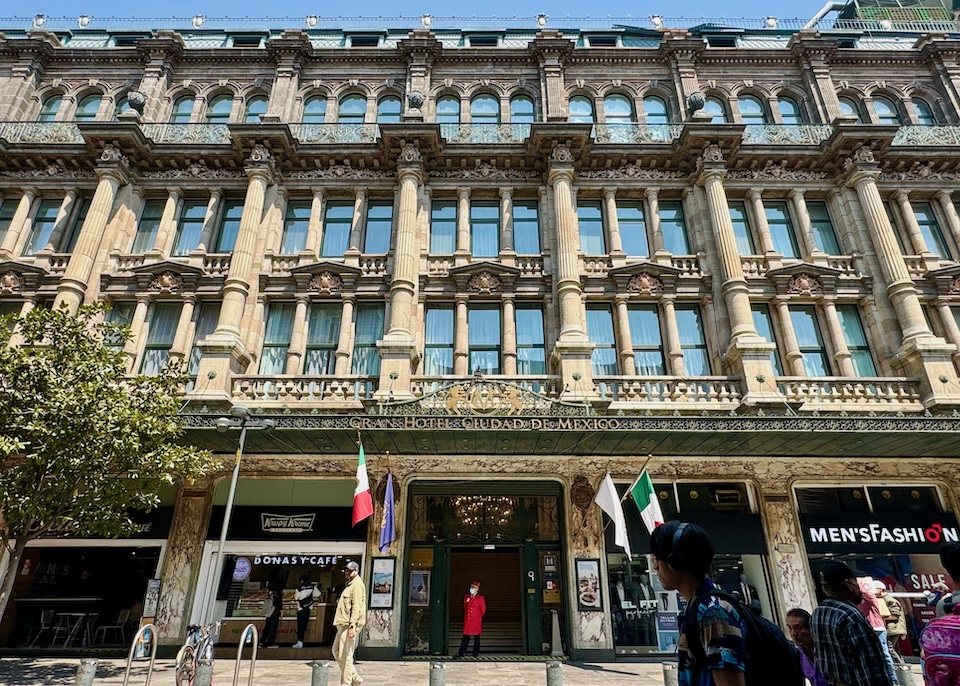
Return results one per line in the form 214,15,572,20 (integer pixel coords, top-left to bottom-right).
0,200,17,247
141,303,182,375
470,201,499,257
352,304,384,375
790,306,830,377
437,97,460,123
468,306,501,374
303,96,327,124
628,305,665,375
586,306,617,375
728,201,756,254
172,96,194,123
364,202,393,253
806,201,841,255
704,98,726,123
751,305,783,375
516,305,546,375
338,95,367,123
659,201,690,254
424,306,454,376
377,96,402,123
430,202,457,254
839,98,861,123
913,202,951,258
873,97,900,125
836,305,876,376
207,95,233,124
24,199,60,255
913,98,936,126
643,96,669,124
188,302,220,378
62,198,90,253
765,202,800,258
214,201,244,252
569,96,594,124
75,95,101,121
259,303,295,374
513,201,540,254
779,97,802,125
510,96,535,123
281,201,311,254
738,96,766,125
105,301,135,350
132,199,165,253
471,95,499,124
578,202,606,254
604,94,634,124
245,96,268,123
304,304,341,375
39,96,62,122
676,306,709,375
173,201,208,256
321,202,353,257
618,202,648,257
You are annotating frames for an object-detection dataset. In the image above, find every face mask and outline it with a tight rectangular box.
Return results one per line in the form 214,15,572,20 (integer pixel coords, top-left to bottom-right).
469,588,478,595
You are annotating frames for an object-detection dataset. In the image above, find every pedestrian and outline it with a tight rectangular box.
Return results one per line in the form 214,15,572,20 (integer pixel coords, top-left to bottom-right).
811,560,895,686
876,582,907,664
333,560,366,686
857,577,898,684
786,608,830,686
936,542,960,618
292,574,320,649
455,580,486,658
259,586,282,648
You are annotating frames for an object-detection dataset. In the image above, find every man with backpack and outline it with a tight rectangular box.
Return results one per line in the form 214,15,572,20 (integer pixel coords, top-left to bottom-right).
810,561,895,686
649,521,804,686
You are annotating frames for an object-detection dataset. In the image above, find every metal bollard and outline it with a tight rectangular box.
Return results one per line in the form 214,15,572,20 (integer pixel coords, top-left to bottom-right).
429,661,445,686
894,664,917,686
661,662,679,686
310,660,329,686
75,658,98,686
546,660,563,686
194,658,215,686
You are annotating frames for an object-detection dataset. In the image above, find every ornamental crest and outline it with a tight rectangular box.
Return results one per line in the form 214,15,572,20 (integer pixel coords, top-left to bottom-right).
551,144,573,163
407,90,426,109
247,144,272,164
149,270,184,293
0,271,24,294
308,271,343,294
100,144,124,162
844,145,875,172
702,143,724,163
788,272,823,295
949,275,960,294
571,475,597,514
467,271,501,294
627,272,663,295
399,143,421,163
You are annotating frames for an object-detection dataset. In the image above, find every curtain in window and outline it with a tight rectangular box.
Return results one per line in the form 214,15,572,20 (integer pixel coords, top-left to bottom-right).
659,202,690,254
676,306,710,376
586,307,617,375
132,200,164,253
618,203,648,257
141,303,182,375
513,201,540,254
806,201,841,255
468,306,501,374
430,202,457,254
281,201,311,254
62,198,90,254
751,306,783,375
627,306,665,375
24,200,60,255
424,307,454,375
765,202,799,258
364,202,393,253
728,202,755,255
913,203,951,258
836,305,877,376
515,306,546,375
470,202,499,257
322,203,352,257
105,302,135,350
215,201,244,252
188,302,221,379
352,305,384,375
259,303,295,375
173,202,208,256
578,202,606,254
790,307,829,377
304,304,341,375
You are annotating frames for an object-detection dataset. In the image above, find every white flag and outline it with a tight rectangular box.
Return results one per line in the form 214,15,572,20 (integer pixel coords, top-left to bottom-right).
594,473,632,560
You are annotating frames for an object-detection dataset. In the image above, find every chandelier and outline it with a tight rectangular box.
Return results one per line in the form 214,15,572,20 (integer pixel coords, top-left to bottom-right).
452,495,517,528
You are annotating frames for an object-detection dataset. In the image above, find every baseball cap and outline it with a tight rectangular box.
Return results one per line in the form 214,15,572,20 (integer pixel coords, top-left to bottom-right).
345,561,360,573
819,560,856,585
470,580,481,588
873,580,887,591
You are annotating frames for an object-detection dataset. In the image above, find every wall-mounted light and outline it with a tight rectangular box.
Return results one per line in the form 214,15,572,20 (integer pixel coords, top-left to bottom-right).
77,15,92,29
764,16,778,28
536,13,548,28
650,14,663,29
191,14,205,29
420,14,432,29
305,15,319,28
33,14,46,29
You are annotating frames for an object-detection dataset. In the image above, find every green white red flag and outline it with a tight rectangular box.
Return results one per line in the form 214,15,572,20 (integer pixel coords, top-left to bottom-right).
352,442,374,527
629,470,664,534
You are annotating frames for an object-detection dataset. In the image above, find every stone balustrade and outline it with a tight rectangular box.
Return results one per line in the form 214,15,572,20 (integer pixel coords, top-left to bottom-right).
140,123,231,144
581,255,614,276
0,121,84,144
516,255,545,277
593,375,743,407
903,255,928,278
426,256,454,276
740,255,768,277
826,255,863,278
670,255,703,277
360,254,388,276
231,375,378,403
267,254,302,274
741,124,834,145
290,123,380,144
412,375,563,398
112,253,147,273
593,123,685,144
202,253,232,276
440,123,532,144
776,376,923,411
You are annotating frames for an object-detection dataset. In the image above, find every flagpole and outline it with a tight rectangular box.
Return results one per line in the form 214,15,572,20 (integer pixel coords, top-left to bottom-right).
600,454,654,534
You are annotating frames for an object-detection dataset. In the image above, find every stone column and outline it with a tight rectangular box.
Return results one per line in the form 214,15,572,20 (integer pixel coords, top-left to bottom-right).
123,296,151,373
646,188,666,257
935,190,960,253
893,190,932,256
8,296,36,347
603,189,624,256
614,296,636,376
502,295,518,375
937,301,960,363
44,190,79,252
54,159,128,313
662,296,684,376
761,493,817,616
169,295,197,362
453,295,469,376
747,189,775,255
305,189,326,257
821,298,855,376
347,188,367,254
0,189,37,258
455,187,471,260
285,296,310,374
151,188,183,257
774,298,805,376
789,189,821,259
499,187,515,260
334,295,356,376
195,190,222,253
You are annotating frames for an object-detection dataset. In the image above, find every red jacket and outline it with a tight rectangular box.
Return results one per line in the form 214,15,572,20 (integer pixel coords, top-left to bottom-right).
462,593,486,635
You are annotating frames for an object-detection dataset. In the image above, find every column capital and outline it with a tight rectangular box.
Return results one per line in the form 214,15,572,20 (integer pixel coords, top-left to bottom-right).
697,166,726,186
893,189,911,203
165,186,183,199
498,186,513,199
501,292,516,302
746,188,763,201
644,187,659,200
614,293,631,304
936,189,954,202
355,187,368,200
457,186,471,200
341,292,358,304
312,188,326,201
95,164,130,187
455,293,469,305
245,164,275,185
788,188,806,200
296,294,312,306
603,188,616,201
181,293,198,305
397,166,423,184
844,167,881,189
547,165,575,185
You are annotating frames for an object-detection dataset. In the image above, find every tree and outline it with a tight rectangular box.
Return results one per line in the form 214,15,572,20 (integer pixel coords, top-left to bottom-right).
0,304,218,623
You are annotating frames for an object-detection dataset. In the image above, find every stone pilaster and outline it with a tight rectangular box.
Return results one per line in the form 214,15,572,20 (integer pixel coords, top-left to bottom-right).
822,298,855,377
453,295,469,376
614,296,636,376
0,189,36,258
893,190,932,256
747,189,775,256
455,187,470,263
305,189,326,257
774,298,805,376
169,295,197,362
662,296,684,375
334,295,357,376
123,296,151,373
603,189,625,258
347,187,368,257
789,189,822,260
285,296,310,374
149,188,183,258
195,190,222,253
760,493,817,617
499,187,515,263
502,295,518,375
43,189,78,252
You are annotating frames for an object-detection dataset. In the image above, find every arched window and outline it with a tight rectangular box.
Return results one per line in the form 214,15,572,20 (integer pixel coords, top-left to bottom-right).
913,98,937,126
38,95,62,122
244,96,268,123
838,97,862,123
302,96,327,124
510,96,535,123
377,96,402,124
643,96,670,124
338,94,367,124
436,96,461,124
703,97,727,123
778,97,803,125
569,95,594,124
470,94,500,124
738,95,766,125
873,96,901,125
206,94,233,124
114,96,132,120
171,96,195,124
74,94,102,121
603,94,634,125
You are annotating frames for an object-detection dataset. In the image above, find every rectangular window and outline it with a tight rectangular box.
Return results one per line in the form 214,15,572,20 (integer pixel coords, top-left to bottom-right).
173,201,208,256
586,305,618,375
659,201,690,254
188,302,220,381
789,306,830,376
140,302,182,375
364,201,393,254
214,200,244,253
23,199,60,256
513,201,541,254
351,304,384,375
627,305,665,375
468,305,501,374
61,198,90,253
0,301,21,330
423,305,454,375
321,202,353,257
516,304,546,375
470,201,500,258
578,202,606,254
430,201,457,255
836,305,877,376
728,201,756,255
0,200,16,247
676,305,710,375
913,202,952,258
105,301,136,351
618,202,649,257
885,202,909,254
765,201,800,259
751,304,783,375
258,302,295,375
806,201,841,255
304,304,341,374
281,200,311,254
132,200,166,253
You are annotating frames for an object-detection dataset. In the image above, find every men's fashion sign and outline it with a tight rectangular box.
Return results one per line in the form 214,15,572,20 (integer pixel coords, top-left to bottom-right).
801,513,960,553
260,513,316,534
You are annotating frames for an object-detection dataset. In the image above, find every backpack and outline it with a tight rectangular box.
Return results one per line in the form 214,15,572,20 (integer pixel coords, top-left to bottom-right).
684,589,805,686
261,591,275,618
921,605,960,686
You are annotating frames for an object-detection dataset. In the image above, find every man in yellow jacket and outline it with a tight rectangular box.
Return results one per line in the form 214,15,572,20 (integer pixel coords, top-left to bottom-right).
334,560,366,686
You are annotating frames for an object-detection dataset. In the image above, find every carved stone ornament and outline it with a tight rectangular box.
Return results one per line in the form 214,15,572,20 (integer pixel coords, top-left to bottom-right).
725,162,829,181
0,270,24,294
787,272,824,295
466,271,501,294
308,270,343,295
288,165,394,180
1,163,94,179
126,90,146,114
247,144,272,164
432,162,540,180
571,475,596,514
399,143,422,163
149,270,184,293
627,272,664,295
100,144,125,162
551,143,573,163
702,143,724,164
879,162,960,182
844,145,875,172
142,162,244,180
407,90,426,109
579,163,686,180
687,92,706,115
950,275,960,294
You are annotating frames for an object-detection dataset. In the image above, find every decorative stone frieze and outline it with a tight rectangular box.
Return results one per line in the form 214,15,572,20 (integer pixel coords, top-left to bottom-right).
0,163,94,179
431,163,539,179
726,162,829,181
578,163,686,180
141,162,244,179
287,165,394,179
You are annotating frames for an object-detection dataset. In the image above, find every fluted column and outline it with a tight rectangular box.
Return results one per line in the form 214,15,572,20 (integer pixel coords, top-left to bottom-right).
169,295,197,362
774,298,805,376
549,165,587,341
603,189,624,255
54,163,128,313
789,189,821,259
334,295,356,376
305,189,326,257
894,190,932,256
152,188,183,257
614,296,636,376
456,187,471,258
453,295,469,375
0,189,36,258
822,298,855,377
499,187,515,256
385,164,421,340
935,190,960,253
646,188,666,256
937,301,960,361
502,295,518,375
43,190,79,252
747,189,775,255
123,296,151,373
285,296,310,374
662,296,684,376
195,190,222,254
348,188,367,253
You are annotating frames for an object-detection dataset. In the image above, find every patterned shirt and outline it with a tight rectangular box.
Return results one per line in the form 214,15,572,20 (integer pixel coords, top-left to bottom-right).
811,598,894,686
677,578,747,686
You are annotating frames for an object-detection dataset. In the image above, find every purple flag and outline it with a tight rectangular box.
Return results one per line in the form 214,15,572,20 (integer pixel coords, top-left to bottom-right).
378,472,395,553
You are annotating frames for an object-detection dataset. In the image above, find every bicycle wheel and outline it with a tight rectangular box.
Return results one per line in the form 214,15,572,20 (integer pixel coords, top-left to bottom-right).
174,645,196,686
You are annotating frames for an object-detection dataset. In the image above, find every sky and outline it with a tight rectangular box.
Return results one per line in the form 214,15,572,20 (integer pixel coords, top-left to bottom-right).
15,0,830,23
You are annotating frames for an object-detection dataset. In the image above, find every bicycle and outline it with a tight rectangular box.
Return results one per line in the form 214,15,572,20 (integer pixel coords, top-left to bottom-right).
175,622,219,686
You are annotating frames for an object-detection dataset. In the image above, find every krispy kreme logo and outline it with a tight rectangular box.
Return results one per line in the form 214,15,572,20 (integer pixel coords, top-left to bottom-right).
808,522,959,546
260,513,316,534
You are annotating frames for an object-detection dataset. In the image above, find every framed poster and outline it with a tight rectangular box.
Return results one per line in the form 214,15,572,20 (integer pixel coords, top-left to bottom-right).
142,578,162,618
370,557,395,609
408,570,431,607
575,558,602,611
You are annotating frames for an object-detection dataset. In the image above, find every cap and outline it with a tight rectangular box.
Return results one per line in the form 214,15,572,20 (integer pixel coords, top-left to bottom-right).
873,580,887,591
819,560,856,585
470,580,481,588
345,561,360,573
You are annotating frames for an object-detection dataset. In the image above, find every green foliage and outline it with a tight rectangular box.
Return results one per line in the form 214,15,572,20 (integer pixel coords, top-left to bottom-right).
0,304,217,544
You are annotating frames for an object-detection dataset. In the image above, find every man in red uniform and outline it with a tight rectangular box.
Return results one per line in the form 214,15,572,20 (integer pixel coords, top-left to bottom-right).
455,580,486,658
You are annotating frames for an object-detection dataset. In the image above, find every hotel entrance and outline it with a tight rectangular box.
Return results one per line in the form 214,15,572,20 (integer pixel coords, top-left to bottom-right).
402,482,566,657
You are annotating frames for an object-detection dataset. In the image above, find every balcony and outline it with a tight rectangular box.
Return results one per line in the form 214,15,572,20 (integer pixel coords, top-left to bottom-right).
826,255,863,278
592,124,684,144
202,253,232,276
776,377,923,412
892,125,960,146
290,123,380,144
412,375,563,399
517,255,545,277
0,122,84,144
140,123,231,144
671,255,703,277
360,254,388,277
740,255,768,278
232,375,378,405
440,123,531,144
582,255,614,277
741,125,833,145
594,376,743,409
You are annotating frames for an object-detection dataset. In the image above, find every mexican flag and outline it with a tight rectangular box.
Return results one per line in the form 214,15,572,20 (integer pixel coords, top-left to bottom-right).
629,471,664,534
352,442,375,527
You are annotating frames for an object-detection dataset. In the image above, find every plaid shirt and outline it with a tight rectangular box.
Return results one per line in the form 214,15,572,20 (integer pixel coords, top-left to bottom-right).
676,578,747,686
811,598,894,686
